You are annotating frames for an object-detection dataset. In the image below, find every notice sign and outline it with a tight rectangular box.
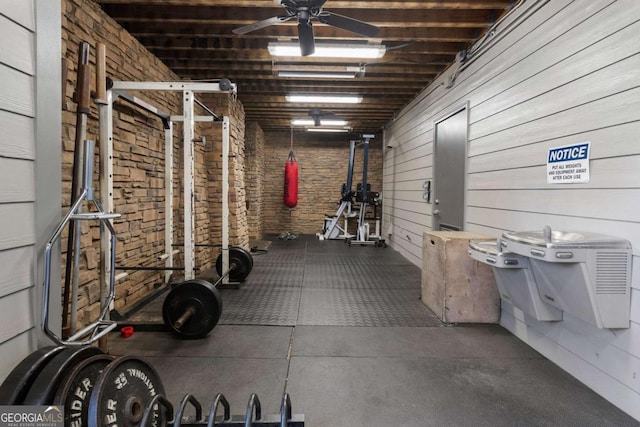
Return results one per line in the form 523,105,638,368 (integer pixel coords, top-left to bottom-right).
547,142,590,184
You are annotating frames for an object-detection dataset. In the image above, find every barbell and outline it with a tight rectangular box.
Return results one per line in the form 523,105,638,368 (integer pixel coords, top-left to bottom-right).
162,246,254,339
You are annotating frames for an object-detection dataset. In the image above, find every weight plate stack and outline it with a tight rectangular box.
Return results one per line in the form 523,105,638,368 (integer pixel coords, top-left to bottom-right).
0,346,66,405
215,246,253,282
162,279,223,339
52,353,115,426
88,356,166,427
23,346,104,405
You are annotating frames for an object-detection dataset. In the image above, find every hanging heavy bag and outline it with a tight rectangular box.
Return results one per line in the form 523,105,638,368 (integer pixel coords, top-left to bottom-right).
283,151,298,208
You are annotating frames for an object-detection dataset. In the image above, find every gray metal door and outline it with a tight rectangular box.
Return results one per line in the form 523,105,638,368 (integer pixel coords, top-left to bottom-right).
433,108,467,231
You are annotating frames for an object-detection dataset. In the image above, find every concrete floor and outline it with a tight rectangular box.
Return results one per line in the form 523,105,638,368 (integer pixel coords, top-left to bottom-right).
110,236,639,426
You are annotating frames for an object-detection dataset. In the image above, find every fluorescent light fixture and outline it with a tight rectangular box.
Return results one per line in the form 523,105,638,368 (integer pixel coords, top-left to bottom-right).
291,119,348,126
278,71,356,79
286,94,363,104
306,128,350,133
269,42,386,59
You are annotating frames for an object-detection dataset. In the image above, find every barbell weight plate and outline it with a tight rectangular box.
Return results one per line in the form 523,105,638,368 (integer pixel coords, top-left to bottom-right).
52,354,115,426
23,346,104,405
162,279,223,339
238,246,254,269
88,356,166,427
215,246,253,282
0,346,66,405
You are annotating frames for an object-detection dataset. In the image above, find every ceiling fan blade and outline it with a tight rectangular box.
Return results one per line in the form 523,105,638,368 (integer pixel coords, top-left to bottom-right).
298,21,315,56
232,15,291,35
319,12,380,38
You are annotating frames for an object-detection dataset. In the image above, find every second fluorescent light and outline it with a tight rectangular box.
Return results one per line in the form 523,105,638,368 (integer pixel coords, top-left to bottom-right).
269,42,386,59
291,119,348,126
286,95,363,104
278,71,356,79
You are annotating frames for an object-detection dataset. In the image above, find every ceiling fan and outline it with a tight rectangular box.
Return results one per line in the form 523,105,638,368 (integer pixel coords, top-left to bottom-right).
308,108,344,126
232,0,380,56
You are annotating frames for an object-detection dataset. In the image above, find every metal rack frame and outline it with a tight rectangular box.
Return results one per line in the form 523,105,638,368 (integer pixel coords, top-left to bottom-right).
98,81,237,314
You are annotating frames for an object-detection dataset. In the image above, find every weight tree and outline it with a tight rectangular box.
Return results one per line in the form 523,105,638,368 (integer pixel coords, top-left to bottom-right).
98,80,237,312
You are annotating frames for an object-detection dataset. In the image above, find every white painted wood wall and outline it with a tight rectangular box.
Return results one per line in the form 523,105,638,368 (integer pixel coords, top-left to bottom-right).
383,0,640,420
0,0,61,381
0,0,39,381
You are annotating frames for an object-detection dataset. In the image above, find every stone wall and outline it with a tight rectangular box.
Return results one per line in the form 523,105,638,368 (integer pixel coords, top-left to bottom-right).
262,131,384,235
62,0,247,324
200,93,250,251
245,122,265,240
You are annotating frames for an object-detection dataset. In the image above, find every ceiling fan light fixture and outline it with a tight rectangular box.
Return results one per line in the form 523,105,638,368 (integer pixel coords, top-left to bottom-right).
268,42,386,59
286,94,363,104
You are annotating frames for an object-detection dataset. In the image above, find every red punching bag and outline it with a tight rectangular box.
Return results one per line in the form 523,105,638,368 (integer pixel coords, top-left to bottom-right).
284,150,298,208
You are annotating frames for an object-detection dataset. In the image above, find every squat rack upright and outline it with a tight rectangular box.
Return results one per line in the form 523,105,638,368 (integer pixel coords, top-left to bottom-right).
98,80,238,309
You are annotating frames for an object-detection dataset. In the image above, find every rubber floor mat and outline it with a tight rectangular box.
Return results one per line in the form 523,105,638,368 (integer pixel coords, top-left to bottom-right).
297,288,441,327
302,263,420,289
218,287,301,326
242,263,304,288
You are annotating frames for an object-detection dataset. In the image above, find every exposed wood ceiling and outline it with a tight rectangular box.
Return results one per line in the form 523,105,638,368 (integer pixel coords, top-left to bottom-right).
97,0,514,133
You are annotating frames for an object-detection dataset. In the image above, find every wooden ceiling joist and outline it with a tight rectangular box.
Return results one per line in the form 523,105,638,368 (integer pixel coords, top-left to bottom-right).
98,0,514,133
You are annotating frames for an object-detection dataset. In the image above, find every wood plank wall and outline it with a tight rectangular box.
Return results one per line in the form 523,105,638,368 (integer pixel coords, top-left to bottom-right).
383,0,640,420
0,0,37,382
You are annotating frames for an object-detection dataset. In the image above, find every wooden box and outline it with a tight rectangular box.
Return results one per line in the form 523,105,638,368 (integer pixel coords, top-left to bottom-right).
422,231,500,323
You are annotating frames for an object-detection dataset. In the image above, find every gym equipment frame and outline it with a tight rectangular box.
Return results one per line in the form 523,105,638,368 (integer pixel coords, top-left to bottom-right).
98,80,238,310
319,139,357,240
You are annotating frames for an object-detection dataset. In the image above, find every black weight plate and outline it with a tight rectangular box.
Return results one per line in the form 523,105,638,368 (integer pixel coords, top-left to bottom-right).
0,346,66,405
162,279,223,339
88,356,166,427
215,247,253,282
23,346,103,405
52,354,115,426
237,246,254,269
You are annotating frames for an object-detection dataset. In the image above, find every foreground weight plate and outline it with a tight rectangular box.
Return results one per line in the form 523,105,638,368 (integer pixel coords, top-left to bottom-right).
0,346,66,405
52,354,115,426
162,279,223,339
88,356,166,427
215,246,253,282
23,346,103,405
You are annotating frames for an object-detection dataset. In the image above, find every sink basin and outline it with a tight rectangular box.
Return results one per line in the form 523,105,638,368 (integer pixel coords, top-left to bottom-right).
503,229,631,250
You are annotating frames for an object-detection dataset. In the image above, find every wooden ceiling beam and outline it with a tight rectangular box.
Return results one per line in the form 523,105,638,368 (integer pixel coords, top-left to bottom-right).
98,1,514,10
102,5,501,28
145,44,465,59
193,80,431,91
178,73,436,85
124,24,480,43
162,59,443,74
97,0,513,135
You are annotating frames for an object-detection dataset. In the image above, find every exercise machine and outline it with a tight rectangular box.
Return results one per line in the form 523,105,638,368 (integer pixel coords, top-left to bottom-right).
318,139,358,240
319,135,385,246
347,134,385,247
